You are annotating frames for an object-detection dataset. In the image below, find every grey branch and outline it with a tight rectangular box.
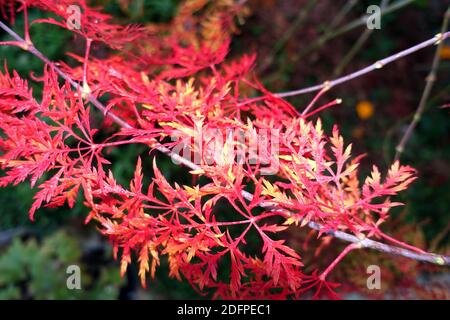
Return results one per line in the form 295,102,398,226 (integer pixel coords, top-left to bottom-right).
394,6,450,160
275,31,450,98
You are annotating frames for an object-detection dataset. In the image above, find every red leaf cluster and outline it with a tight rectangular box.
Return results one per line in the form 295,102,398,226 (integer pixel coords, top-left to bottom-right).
0,0,422,299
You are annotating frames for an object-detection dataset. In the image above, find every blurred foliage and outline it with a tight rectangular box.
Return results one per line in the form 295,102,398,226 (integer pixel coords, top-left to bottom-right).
0,0,449,299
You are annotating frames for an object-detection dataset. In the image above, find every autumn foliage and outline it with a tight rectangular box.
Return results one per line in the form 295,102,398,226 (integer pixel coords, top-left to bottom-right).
0,0,438,299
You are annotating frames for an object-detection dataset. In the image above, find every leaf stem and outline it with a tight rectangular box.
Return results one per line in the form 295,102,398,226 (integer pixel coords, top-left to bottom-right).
319,243,361,280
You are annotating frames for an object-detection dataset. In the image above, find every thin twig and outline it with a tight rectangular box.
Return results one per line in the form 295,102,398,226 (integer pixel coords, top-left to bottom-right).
394,6,450,161
1,21,449,266
238,31,450,108
274,31,450,98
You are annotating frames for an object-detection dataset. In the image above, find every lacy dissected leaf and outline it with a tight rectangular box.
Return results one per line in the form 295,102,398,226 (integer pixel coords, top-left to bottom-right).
0,0,427,300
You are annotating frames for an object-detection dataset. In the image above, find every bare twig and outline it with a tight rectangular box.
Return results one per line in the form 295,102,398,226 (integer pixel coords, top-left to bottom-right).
274,31,450,98
238,31,450,109
394,6,450,161
1,21,449,266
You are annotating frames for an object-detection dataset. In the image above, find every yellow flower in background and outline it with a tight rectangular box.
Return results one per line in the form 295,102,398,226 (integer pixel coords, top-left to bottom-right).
356,101,374,120
439,45,450,60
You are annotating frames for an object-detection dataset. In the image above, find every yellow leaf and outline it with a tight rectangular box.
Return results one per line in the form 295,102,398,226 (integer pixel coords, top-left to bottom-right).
159,121,195,137
142,104,154,110
278,155,293,161
284,216,299,226
189,169,205,175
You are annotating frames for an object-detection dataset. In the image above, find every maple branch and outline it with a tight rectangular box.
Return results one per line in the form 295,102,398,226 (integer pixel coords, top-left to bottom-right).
319,243,361,280
240,190,450,266
0,21,133,130
394,6,450,161
274,31,450,98
310,222,450,265
1,21,449,268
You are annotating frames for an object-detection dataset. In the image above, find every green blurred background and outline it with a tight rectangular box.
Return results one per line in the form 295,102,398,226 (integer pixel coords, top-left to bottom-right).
0,0,449,299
